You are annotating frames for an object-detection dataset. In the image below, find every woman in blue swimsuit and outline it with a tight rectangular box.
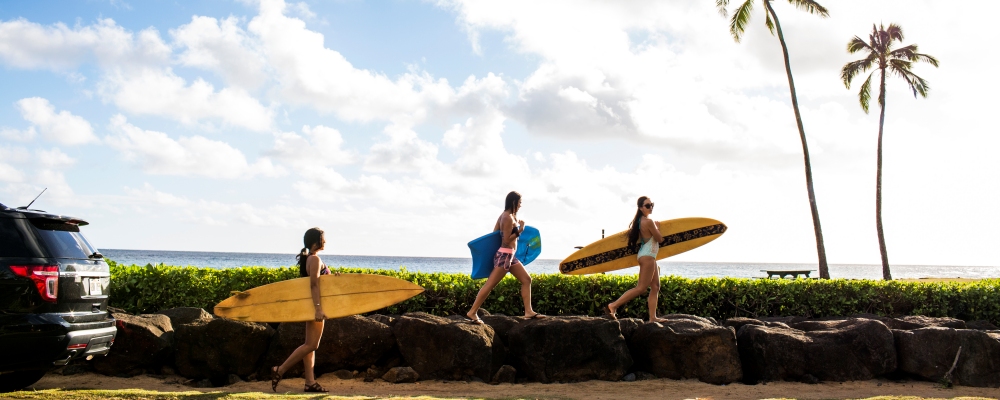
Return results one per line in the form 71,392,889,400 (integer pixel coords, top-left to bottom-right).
606,196,666,323
271,227,333,393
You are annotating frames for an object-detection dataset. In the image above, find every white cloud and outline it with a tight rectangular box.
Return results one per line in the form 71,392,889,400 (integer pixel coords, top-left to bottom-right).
0,17,170,71
171,15,268,89
0,126,36,142
364,123,441,173
105,114,283,179
99,68,274,131
15,97,96,145
0,163,24,183
268,125,356,167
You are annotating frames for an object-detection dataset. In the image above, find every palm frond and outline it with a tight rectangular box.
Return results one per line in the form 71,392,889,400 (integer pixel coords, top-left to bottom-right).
915,52,940,67
716,0,731,17
886,23,904,42
889,44,918,61
858,71,874,113
890,61,930,98
789,0,829,17
841,56,876,88
765,9,775,35
729,0,755,42
846,36,871,54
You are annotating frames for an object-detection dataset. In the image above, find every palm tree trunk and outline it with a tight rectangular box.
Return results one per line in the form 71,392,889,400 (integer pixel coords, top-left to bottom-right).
763,0,829,279
876,68,891,280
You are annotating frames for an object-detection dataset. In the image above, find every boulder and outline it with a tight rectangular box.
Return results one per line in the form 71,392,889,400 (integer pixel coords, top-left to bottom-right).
630,315,742,384
722,317,764,332
392,312,496,381
368,314,396,327
157,307,213,327
966,320,999,331
894,327,1000,387
481,315,520,347
492,365,516,384
738,318,896,383
616,318,644,342
257,315,395,378
382,366,419,383
886,316,966,330
92,313,173,377
508,316,631,383
174,317,274,383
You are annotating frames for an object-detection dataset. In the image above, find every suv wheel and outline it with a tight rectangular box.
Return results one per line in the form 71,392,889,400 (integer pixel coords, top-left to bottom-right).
0,370,48,393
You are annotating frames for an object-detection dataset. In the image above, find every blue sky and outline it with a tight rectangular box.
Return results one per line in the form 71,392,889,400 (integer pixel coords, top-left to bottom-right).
1,0,997,268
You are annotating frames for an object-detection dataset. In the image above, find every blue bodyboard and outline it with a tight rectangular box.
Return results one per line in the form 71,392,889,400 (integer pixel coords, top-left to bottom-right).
468,226,542,279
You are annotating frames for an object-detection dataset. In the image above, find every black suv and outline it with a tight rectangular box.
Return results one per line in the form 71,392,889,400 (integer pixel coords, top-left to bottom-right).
0,202,115,392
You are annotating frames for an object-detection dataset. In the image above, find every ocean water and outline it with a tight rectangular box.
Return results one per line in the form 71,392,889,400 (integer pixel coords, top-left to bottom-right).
101,249,997,280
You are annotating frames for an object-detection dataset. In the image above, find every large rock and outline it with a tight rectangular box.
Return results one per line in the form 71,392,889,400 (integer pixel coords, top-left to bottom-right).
886,316,966,330
722,317,764,332
174,317,274,384
92,313,173,377
508,316,631,383
157,307,213,327
738,318,896,383
393,312,496,381
257,315,395,378
630,315,742,384
895,327,1000,387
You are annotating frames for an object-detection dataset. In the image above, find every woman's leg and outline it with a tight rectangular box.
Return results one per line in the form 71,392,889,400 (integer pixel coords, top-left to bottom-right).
276,321,324,378
301,320,324,385
507,260,538,317
646,260,663,322
467,265,508,319
608,260,655,316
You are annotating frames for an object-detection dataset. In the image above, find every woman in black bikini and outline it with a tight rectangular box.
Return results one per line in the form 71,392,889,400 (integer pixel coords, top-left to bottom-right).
466,191,546,323
271,227,332,393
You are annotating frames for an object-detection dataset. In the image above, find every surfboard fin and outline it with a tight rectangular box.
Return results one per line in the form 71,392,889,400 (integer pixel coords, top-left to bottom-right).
230,290,251,298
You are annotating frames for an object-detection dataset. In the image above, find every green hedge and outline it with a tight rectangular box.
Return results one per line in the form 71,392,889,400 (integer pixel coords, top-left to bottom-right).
107,261,1000,325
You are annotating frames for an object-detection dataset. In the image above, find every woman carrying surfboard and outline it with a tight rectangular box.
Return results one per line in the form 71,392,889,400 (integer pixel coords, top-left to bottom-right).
270,227,333,393
606,196,666,323
465,191,546,323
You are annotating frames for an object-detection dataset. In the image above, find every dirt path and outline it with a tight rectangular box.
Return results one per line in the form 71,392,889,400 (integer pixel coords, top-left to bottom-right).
31,372,999,399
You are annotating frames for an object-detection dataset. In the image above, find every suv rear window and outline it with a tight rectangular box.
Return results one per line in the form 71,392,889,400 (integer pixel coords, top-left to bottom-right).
0,218,34,258
29,219,98,259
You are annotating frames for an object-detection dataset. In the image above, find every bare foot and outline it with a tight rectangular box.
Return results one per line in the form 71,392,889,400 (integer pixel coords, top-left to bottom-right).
605,303,617,320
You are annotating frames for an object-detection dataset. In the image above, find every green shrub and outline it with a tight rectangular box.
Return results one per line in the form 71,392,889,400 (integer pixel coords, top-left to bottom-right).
107,260,1000,325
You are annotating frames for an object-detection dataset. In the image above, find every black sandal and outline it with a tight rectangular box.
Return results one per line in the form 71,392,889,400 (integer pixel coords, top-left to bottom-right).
464,313,484,325
270,366,282,392
304,382,328,393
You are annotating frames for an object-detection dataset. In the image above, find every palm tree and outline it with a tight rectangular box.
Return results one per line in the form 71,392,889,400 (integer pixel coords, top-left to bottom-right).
716,0,831,279
840,24,938,281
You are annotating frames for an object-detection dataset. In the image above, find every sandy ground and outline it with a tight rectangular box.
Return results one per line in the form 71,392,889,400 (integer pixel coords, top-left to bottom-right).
29,372,1000,399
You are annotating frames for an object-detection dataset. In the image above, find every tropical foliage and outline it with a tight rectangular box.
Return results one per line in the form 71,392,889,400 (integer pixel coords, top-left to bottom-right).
108,262,1000,326
841,24,939,280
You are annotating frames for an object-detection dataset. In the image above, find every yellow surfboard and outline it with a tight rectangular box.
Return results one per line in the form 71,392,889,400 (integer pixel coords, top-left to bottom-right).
214,273,424,323
559,217,727,275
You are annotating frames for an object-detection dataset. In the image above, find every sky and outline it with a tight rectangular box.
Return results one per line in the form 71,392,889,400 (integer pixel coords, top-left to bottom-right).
0,0,997,267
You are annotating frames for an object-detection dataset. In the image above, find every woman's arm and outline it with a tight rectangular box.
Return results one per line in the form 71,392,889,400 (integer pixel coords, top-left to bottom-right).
501,214,518,244
643,218,664,242
307,255,326,321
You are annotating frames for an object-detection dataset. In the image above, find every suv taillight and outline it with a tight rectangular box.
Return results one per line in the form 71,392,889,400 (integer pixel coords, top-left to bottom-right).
10,265,59,302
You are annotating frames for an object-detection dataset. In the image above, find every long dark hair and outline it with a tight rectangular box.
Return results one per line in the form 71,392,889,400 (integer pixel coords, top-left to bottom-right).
504,191,521,219
297,227,324,277
627,196,649,251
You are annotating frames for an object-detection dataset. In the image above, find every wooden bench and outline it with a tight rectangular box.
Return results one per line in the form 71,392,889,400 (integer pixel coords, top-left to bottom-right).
761,270,815,279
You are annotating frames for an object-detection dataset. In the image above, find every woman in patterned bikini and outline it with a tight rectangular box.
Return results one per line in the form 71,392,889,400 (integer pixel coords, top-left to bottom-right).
270,227,335,393
465,191,546,323
606,196,666,323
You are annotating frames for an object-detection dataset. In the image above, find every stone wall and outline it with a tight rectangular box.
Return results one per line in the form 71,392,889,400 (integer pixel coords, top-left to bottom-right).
82,308,1000,388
